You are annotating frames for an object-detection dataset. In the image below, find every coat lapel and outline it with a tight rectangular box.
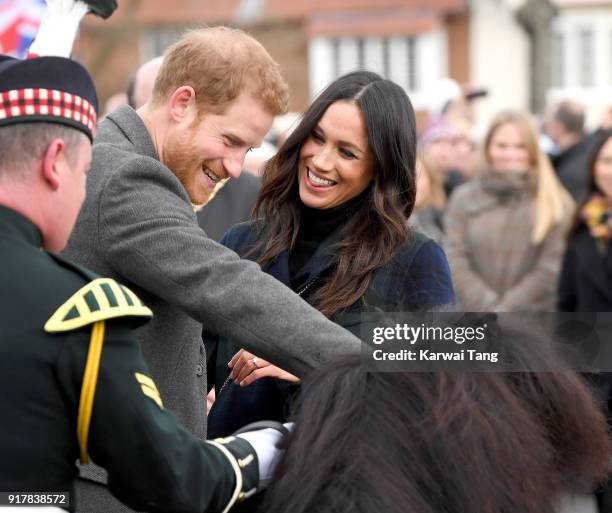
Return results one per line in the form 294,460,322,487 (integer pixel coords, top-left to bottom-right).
106,105,158,160
262,251,291,286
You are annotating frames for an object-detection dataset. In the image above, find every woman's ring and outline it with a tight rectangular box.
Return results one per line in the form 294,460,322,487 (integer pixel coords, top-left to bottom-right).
251,357,259,367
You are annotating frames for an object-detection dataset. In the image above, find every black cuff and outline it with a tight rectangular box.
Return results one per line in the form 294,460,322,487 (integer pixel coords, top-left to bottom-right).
206,436,259,508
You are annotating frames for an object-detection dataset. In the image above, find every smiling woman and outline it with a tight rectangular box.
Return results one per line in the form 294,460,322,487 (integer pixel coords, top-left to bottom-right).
297,100,374,210
444,110,574,312
205,71,455,438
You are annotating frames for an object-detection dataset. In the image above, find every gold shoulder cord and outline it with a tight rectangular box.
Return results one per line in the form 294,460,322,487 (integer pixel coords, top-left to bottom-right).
44,278,153,463
77,321,105,464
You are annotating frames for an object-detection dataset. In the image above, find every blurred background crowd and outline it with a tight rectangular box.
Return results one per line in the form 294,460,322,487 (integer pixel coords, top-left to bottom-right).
3,0,605,316
4,0,611,310
3,2,612,511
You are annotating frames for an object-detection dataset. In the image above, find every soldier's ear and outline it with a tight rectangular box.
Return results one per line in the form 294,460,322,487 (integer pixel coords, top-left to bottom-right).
41,138,67,190
168,86,196,124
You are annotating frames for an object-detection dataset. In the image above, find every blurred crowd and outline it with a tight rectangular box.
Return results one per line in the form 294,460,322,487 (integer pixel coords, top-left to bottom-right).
411,83,612,316
111,56,612,317
4,3,612,511
7,0,612,318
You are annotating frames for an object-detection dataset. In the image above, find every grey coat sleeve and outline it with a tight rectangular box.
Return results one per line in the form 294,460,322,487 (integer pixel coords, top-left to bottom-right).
96,160,360,376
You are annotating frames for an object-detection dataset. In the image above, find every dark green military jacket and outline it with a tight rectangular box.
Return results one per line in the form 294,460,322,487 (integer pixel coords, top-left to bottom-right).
0,206,258,512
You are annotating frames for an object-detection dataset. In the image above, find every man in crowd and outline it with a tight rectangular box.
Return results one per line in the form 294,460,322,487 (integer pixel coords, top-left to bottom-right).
0,2,285,512
126,56,163,111
64,24,361,513
547,99,594,200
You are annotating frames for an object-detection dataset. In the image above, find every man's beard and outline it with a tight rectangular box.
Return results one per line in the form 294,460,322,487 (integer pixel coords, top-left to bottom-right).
163,129,212,206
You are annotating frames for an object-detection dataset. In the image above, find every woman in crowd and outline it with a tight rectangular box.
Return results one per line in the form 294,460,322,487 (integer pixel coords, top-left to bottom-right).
262,327,610,513
410,155,446,244
445,110,574,311
206,71,454,437
558,129,612,513
418,118,472,198
559,129,612,311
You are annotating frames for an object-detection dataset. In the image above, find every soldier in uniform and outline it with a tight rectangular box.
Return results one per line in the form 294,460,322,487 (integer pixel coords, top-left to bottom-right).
0,3,285,512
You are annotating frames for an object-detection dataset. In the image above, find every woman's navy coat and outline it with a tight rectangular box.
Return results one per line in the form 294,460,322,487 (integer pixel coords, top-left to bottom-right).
206,221,455,438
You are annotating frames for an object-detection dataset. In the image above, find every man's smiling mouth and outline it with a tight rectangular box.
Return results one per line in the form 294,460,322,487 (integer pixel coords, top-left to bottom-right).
203,166,222,183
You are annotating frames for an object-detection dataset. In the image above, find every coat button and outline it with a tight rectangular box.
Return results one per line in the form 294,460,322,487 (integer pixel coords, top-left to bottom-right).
196,364,203,376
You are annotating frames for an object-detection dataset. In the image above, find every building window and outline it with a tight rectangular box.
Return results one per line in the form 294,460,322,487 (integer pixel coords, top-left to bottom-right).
407,37,417,91
309,31,445,108
382,38,390,78
331,38,341,78
356,37,365,68
363,37,384,77
578,27,594,87
610,30,612,84
552,32,564,87
140,27,183,61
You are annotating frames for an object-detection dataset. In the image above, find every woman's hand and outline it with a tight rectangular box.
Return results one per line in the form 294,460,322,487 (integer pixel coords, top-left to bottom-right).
206,389,215,414
228,349,300,387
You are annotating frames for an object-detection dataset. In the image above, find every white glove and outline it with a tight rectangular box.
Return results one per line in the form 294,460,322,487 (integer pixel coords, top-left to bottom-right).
28,0,89,57
235,423,293,487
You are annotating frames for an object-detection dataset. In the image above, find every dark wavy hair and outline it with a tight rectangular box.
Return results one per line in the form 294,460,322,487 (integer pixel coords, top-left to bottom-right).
568,128,612,238
264,329,610,513
249,71,417,316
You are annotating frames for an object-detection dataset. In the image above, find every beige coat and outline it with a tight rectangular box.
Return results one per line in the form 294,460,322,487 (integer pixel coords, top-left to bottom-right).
444,171,569,311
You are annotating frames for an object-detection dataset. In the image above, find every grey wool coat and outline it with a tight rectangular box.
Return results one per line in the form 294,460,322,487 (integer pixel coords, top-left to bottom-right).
444,171,569,312
63,105,360,511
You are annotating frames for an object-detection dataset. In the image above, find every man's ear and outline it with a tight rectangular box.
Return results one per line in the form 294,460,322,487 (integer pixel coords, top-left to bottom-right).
168,86,197,123
41,138,66,190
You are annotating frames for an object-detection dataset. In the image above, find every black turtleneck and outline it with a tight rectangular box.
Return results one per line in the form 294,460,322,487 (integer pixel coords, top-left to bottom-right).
289,188,369,287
